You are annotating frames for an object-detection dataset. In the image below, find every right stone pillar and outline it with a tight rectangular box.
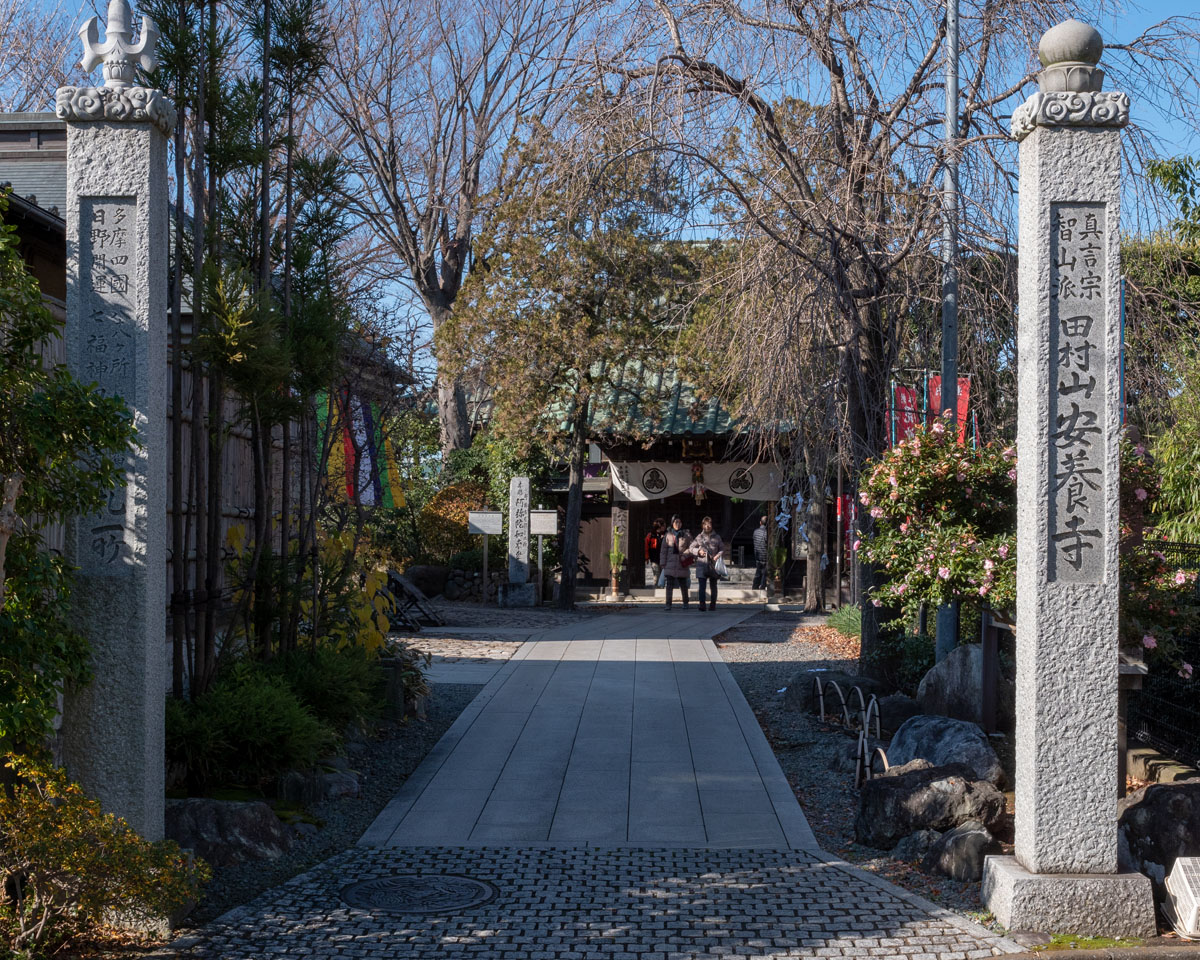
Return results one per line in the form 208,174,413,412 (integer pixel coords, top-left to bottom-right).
981,19,1155,938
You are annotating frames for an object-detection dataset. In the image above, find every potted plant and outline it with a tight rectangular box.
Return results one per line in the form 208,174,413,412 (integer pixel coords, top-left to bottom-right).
608,528,626,598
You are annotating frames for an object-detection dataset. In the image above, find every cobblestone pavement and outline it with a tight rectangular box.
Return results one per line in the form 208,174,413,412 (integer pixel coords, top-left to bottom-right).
161,845,1021,959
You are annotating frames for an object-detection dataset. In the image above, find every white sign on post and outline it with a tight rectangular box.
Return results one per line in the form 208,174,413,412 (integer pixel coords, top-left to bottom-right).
530,510,558,537
468,510,503,536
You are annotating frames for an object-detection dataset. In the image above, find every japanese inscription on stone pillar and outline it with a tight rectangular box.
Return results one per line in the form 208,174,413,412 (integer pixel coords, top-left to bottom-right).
80,195,138,573
1049,203,1106,583
508,477,530,584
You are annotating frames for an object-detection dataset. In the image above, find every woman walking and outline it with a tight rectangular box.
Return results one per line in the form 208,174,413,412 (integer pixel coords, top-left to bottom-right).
660,515,692,609
690,516,725,611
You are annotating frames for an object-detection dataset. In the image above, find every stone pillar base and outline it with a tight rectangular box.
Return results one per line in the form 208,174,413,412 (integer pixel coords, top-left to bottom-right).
498,582,537,608
982,856,1155,938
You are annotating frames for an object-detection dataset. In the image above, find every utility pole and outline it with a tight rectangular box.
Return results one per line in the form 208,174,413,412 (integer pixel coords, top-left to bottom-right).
936,0,961,661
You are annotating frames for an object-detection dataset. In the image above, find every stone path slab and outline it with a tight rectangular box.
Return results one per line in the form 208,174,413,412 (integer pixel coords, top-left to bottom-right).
362,611,815,848
161,846,1022,959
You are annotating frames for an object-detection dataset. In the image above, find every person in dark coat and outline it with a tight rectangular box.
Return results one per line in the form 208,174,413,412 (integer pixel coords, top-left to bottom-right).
645,517,665,587
660,515,692,609
689,516,725,610
752,515,769,590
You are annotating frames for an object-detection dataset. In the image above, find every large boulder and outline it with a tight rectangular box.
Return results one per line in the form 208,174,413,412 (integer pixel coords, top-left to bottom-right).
916,643,1015,731
1118,781,1200,900
921,820,1001,881
782,670,884,715
402,565,450,598
887,714,1005,786
855,762,1005,849
165,798,293,867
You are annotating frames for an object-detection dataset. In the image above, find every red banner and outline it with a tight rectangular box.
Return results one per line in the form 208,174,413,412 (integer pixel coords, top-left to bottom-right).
891,385,921,444
928,376,971,443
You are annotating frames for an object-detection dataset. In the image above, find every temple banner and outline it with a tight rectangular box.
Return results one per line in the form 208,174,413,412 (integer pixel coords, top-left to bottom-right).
607,460,783,502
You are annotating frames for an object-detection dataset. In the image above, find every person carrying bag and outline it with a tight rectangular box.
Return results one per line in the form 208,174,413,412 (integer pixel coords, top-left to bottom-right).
689,516,725,611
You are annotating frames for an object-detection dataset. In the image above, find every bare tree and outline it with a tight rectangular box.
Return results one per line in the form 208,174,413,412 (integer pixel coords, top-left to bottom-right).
0,0,83,112
322,0,592,457
613,0,1200,667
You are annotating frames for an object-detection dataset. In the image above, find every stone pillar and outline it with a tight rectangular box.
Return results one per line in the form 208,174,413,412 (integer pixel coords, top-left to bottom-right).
499,477,535,607
55,0,174,841
981,20,1154,937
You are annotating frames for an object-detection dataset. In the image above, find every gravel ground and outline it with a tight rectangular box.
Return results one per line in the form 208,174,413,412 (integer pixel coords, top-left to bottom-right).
183,682,482,927
716,610,1004,931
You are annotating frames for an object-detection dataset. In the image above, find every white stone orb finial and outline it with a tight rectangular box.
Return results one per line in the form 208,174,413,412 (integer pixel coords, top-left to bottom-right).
79,0,161,89
1037,19,1105,93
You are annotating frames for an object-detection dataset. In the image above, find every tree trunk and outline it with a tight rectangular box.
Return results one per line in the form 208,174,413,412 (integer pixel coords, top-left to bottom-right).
556,398,590,609
0,472,22,610
190,11,209,697
170,80,186,696
430,303,472,456
259,0,271,293
279,78,295,649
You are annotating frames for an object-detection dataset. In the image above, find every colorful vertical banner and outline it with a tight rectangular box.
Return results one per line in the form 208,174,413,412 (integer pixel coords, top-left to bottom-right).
889,384,921,445
927,375,971,443
315,389,405,508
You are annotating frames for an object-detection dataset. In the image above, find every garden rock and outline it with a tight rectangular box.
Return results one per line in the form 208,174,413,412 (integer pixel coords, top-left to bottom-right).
323,769,360,800
1118,781,1200,900
855,762,1005,849
165,798,292,867
876,693,921,734
891,829,942,863
920,819,1000,881
916,643,1015,731
277,770,323,807
403,565,450,598
443,580,463,602
881,758,933,778
782,670,884,715
886,714,1005,786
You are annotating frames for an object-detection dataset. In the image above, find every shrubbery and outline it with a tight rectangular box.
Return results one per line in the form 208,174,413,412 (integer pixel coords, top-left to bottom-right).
0,755,208,957
167,666,336,793
826,604,861,638
266,644,384,733
416,481,488,564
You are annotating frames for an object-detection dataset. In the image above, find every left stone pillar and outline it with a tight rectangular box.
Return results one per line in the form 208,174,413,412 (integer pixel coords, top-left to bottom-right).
55,0,175,841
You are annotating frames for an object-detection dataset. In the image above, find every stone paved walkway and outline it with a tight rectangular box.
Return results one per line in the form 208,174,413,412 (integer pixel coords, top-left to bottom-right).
160,611,1023,958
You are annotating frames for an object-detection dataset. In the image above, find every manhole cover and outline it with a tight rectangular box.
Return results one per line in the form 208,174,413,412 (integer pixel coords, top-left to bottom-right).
339,874,498,915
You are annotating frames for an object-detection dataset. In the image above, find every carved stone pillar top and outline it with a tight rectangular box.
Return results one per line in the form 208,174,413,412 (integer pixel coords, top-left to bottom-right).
1011,19,1129,142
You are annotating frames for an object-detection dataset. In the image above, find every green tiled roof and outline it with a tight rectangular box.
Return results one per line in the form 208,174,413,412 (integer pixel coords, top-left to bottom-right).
554,358,737,440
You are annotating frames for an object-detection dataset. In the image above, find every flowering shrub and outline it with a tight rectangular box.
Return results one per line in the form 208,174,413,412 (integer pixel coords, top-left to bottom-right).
858,414,1198,676
0,754,208,956
858,412,1017,613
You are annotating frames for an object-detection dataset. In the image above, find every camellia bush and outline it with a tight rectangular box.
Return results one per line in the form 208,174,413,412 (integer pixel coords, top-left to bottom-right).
859,413,1197,677
858,413,1017,614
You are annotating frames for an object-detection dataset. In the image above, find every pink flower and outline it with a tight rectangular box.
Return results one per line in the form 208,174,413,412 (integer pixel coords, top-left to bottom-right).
1002,447,1015,460
938,567,951,580
1007,468,1017,481
899,522,908,533
870,507,883,518
1135,443,1146,456
889,490,899,501
911,440,922,454
852,540,862,551
984,559,994,571
889,474,899,487
956,472,966,482
897,583,908,594
1143,634,1158,650
872,598,882,607
979,585,990,597
1175,570,1189,586
932,421,946,436
1135,488,1148,502
1153,551,1167,562
860,492,870,505
998,544,1009,559
1180,663,1194,680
